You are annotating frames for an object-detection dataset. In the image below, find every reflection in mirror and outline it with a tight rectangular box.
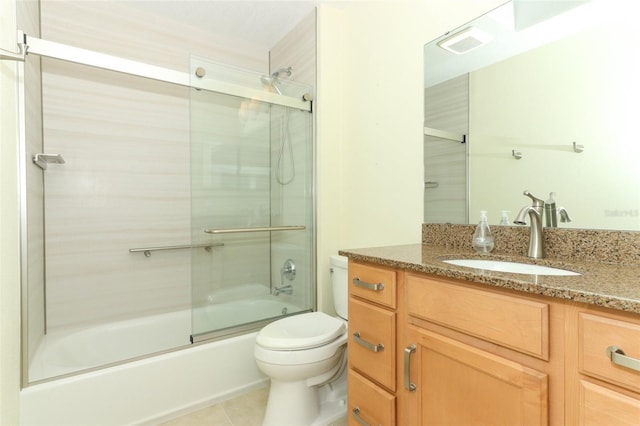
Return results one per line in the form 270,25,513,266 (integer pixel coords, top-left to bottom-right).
424,0,640,231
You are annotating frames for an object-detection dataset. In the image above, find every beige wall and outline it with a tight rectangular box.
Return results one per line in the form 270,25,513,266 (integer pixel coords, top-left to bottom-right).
315,0,505,312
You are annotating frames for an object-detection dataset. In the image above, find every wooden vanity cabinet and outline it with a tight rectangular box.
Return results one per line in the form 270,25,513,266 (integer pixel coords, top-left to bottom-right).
346,258,640,425
347,261,399,426
565,305,640,425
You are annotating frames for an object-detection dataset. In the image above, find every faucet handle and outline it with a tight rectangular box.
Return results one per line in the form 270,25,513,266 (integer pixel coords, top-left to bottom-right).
523,190,544,207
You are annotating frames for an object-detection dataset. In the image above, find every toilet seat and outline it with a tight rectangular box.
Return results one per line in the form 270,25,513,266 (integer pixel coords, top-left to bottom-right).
256,312,346,351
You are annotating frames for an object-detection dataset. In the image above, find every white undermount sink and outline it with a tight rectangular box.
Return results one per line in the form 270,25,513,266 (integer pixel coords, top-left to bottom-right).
442,259,580,276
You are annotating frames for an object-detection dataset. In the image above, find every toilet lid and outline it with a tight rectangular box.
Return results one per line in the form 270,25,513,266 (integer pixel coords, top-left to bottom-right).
256,312,346,350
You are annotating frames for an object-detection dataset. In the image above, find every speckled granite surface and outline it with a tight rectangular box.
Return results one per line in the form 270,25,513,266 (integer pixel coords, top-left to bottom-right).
421,224,640,265
339,224,640,314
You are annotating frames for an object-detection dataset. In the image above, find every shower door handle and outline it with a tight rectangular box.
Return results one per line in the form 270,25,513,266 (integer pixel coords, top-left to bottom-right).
352,277,384,292
353,332,384,353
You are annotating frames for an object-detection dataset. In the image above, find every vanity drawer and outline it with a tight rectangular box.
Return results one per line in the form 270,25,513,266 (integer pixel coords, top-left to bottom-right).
578,380,640,426
349,297,396,390
349,261,396,309
348,369,395,426
579,312,640,393
406,274,549,359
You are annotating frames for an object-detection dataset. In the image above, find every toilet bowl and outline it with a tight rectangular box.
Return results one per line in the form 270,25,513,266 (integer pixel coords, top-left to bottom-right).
254,255,349,426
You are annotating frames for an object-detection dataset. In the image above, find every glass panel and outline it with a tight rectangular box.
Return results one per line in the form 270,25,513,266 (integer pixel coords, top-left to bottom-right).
190,57,313,340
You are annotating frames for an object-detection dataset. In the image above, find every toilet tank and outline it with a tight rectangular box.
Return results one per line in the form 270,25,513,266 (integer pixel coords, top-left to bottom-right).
330,255,348,320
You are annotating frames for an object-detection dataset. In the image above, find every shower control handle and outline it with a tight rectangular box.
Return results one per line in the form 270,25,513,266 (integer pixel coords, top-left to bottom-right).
353,331,384,353
352,277,384,292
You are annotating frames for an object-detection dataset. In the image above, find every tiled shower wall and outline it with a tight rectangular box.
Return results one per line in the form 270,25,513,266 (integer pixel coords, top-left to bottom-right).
268,11,317,314
38,1,314,329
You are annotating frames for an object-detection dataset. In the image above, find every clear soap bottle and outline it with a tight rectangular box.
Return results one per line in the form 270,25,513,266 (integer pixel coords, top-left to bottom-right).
472,210,495,254
499,210,510,226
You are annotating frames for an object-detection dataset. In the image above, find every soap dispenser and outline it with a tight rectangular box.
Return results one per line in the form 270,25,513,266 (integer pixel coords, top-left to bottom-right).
499,210,511,226
472,210,495,254
545,192,557,227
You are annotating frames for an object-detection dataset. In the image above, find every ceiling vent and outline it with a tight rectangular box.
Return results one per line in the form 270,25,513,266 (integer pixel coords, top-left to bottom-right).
437,27,492,55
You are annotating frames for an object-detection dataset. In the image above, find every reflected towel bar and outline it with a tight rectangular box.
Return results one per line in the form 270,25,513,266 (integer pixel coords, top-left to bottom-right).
129,243,223,257
204,225,306,234
424,126,466,143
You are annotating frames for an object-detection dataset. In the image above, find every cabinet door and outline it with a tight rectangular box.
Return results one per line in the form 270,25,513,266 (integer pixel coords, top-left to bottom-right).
405,327,548,426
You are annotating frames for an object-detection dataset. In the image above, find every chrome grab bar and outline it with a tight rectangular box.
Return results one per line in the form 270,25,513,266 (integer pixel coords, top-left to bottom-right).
204,225,305,234
607,346,640,372
129,243,223,257
353,331,384,353
404,344,417,392
352,277,384,292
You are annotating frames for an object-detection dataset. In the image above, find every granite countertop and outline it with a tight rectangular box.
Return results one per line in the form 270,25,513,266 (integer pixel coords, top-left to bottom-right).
339,243,640,314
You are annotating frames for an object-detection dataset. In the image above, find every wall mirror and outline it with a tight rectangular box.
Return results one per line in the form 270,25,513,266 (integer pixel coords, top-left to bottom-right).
424,0,640,231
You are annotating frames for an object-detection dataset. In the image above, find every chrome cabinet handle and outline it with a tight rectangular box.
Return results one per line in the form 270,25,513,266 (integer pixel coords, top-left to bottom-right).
607,346,640,372
404,344,417,392
352,407,371,426
352,277,384,292
353,332,384,353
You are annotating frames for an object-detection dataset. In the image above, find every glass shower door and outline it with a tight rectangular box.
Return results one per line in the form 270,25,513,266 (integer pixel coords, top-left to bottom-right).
189,57,314,342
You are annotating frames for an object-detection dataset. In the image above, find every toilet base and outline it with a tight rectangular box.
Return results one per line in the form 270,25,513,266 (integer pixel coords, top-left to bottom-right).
262,380,319,426
311,372,347,426
262,368,347,426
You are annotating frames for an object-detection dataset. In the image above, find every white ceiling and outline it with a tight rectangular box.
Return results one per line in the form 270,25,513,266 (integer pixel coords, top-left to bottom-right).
121,1,328,50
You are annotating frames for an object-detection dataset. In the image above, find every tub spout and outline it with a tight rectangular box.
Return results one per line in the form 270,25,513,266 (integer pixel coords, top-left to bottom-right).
273,284,293,296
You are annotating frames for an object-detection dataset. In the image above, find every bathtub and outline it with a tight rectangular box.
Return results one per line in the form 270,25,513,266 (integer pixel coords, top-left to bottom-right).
21,293,302,425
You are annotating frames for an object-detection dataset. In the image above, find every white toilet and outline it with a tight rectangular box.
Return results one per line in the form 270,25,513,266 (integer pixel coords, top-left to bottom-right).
254,255,349,426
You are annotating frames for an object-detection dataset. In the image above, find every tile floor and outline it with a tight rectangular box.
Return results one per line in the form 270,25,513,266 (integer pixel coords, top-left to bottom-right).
159,386,348,426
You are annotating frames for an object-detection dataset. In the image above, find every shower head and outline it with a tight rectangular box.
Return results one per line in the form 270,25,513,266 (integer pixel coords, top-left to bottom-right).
271,67,292,79
260,67,292,95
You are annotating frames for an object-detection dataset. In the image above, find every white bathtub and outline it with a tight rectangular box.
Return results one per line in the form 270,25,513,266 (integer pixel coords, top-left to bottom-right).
21,294,302,425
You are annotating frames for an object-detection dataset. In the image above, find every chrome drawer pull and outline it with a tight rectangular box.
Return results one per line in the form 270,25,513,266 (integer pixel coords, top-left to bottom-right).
353,332,384,353
404,344,417,392
352,277,384,291
352,407,371,426
607,346,640,373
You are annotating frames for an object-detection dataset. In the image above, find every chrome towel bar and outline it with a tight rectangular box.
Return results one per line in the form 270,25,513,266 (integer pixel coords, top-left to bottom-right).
129,243,223,257
204,225,305,234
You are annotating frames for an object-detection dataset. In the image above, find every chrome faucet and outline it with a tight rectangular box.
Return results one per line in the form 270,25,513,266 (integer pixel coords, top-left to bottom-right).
273,259,296,296
557,207,572,224
514,190,545,259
